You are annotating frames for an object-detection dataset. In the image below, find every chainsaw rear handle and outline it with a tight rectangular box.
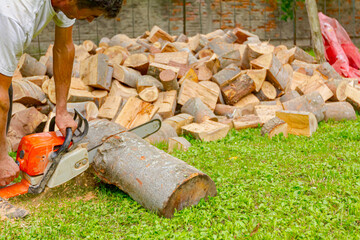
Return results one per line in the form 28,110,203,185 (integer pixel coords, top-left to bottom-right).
52,127,72,158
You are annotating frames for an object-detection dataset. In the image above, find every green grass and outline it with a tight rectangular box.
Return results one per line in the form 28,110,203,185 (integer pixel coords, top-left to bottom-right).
2,117,360,239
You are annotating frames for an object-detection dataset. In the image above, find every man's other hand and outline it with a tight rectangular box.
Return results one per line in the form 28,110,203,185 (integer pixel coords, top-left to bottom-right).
55,111,78,137
0,156,20,186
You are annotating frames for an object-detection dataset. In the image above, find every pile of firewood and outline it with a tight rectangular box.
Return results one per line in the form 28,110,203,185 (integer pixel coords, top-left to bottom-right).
8,25,360,153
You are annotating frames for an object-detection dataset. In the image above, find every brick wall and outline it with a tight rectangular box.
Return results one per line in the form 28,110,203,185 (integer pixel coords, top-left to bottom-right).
26,0,360,57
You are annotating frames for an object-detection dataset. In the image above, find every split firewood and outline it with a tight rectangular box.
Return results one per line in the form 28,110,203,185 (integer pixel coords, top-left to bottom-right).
214,104,253,118
198,49,214,59
70,77,93,91
232,28,260,44
149,25,174,43
12,79,47,106
109,81,138,100
181,120,230,142
233,114,261,130
233,93,260,109
103,45,129,63
219,49,242,69
261,117,288,138
280,90,301,103
99,37,110,48
145,122,178,145
275,49,292,65
123,53,149,74
324,78,348,102
291,71,312,91
198,81,222,104
295,73,333,101
139,86,159,103
211,63,241,87
176,33,188,43
168,137,191,153
83,40,97,54
18,53,47,77
197,65,213,81
254,81,277,101
109,34,135,48
113,64,141,88
98,96,123,120
324,102,356,122
219,30,238,43
39,55,53,78
147,62,180,79
181,97,217,123
221,74,256,105
247,42,275,62
178,79,218,111
250,53,289,90
65,102,99,121
163,113,194,135
274,45,288,54
291,60,320,73
154,52,189,66
114,96,159,129
288,46,316,64
276,110,318,137
246,69,267,92
254,104,283,124
75,45,91,62
317,62,342,80
136,75,163,93
12,103,27,116
161,42,178,52
179,68,198,85
22,76,49,88
153,90,177,119
159,69,179,91
80,54,113,90
345,85,360,111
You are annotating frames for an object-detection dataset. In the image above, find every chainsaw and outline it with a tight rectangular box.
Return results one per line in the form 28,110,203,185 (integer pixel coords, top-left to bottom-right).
0,109,161,199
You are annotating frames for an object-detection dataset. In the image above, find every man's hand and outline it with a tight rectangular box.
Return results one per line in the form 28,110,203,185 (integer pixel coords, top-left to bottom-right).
55,110,78,137
0,156,19,186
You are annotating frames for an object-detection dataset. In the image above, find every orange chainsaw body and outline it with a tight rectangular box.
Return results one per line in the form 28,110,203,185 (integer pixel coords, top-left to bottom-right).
0,132,66,199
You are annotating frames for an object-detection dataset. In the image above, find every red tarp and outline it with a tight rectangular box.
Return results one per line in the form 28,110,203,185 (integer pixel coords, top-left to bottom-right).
318,12,360,79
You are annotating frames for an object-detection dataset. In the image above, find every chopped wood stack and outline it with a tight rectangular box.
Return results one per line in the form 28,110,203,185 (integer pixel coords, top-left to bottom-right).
9,25,359,151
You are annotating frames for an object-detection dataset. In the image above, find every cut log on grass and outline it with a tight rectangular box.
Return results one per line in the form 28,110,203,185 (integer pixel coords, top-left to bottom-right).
109,81,138,100
168,137,191,153
254,81,277,101
123,53,149,75
178,79,218,111
182,120,230,142
98,96,123,120
113,64,141,88
261,117,288,138
163,113,194,135
80,54,113,90
18,53,47,77
345,85,360,111
114,96,159,129
139,86,159,103
211,64,241,87
214,104,252,118
324,102,356,122
145,122,178,145
12,79,47,106
233,115,261,130
153,90,177,119
276,110,318,137
87,119,216,219
149,25,174,43
324,78,348,102
181,98,217,123
254,104,283,124
159,69,179,91
137,75,163,93
221,74,256,105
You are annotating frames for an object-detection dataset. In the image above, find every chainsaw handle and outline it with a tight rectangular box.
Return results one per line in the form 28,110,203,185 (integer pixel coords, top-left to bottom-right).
52,127,73,158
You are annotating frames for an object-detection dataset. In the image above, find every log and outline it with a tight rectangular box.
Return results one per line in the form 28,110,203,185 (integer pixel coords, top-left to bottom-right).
84,120,216,218
153,90,177,119
247,69,267,92
276,110,318,137
211,64,241,87
114,96,159,129
147,62,180,79
168,137,192,153
233,115,261,130
198,81,222,104
98,96,123,120
145,122,178,145
317,62,342,80
280,90,301,103
80,54,113,90
232,28,259,44
154,52,189,65
136,75,163,93
345,85,360,111
324,78,348,102
178,79,218,111
39,55,53,78
221,74,256,105
247,42,275,62
12,79,47,106
254,81,277,101
163,113,194,135
65,102,99,121
113,64,141,88
288,46,317,64
219,49,242,69
214,104,252,118
181,98,217,123
197,65,213,82
254,104,283,124
233,93,260,109
103,46,129,64
261,117,288,138
159,69,179,91
22,76,49,88
149,25,174,43
179,68,198,85
75,45,90,61
296,73,333,101
99,37,110,48
109,81,138,100
83,40,97,54
18,53,47,77
324,102,356,122
123,53,149,75
139,86,159,103
182,120,230,142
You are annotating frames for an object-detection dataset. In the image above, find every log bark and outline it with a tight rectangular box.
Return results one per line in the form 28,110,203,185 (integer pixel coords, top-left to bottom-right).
86,120,216,218
324,102,356,122
145,122,178,145
221,74,256,105
324,78,348,102
261,117,288,138
181,98,217,123
211,64,241,87
18,54,47,77
159,69,179,91
254,81,277,101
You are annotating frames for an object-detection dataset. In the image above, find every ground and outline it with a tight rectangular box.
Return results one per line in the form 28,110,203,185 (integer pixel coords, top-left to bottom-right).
2,115,360,239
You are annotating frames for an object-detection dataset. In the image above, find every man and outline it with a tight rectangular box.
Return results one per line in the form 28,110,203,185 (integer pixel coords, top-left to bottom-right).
0,0,123,219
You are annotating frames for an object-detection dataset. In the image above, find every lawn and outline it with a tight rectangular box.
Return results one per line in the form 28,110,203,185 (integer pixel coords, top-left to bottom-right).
2,116,360,239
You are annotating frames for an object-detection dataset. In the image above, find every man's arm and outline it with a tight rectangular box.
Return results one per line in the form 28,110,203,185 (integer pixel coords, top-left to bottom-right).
53,25,77,136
